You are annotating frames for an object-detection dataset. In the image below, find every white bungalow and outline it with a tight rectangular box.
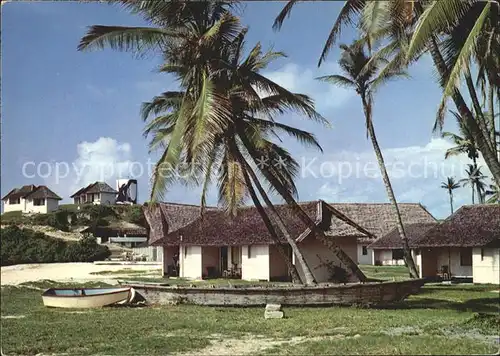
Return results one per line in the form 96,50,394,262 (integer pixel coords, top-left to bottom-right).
146,201,372,283
410,205,499,284
2,185,62,214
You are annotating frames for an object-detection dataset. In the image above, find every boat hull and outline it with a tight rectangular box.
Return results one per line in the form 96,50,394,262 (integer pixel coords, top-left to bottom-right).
42,288,131,308
126,279,425,307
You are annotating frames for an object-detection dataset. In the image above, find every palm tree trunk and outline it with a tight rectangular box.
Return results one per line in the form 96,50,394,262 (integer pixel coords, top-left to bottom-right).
449,191,454,214
427,37,500,186
237,156,302,284
239,135,367,282
360,93,419,279
241,159,317,285
472,186,475,204
488,84,496,149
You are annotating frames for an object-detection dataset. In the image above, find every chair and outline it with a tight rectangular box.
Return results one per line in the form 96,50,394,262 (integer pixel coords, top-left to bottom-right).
439,265,450,280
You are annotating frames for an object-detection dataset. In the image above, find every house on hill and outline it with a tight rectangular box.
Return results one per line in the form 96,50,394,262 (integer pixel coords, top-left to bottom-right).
326,203,437,264
71,181,117,205
2,185,62,214
410,205,499,284
146,200,374,283
368,222,438,265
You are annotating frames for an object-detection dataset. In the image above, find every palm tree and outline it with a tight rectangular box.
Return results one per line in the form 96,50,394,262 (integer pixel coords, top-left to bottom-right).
273,0,500,186
440,177,461,214
460,164,488,204
79,1,368,284
316,42,419,278
442,110,479,164
485,183,500,203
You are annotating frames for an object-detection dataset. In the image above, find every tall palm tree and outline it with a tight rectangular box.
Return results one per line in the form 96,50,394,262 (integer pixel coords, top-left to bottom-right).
316,42,419,279
485,183,500,203
273,0,500,186
440,177,461,214
442,110,479,164
79,1,368,284
460,164,488,204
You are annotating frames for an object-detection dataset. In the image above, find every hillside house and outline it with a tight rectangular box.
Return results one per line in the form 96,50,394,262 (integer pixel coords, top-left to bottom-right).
2,185,62,214
71,182,117,205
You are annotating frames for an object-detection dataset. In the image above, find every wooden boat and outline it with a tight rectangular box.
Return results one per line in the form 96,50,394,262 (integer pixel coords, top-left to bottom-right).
42,287,133,308
125,278,426,307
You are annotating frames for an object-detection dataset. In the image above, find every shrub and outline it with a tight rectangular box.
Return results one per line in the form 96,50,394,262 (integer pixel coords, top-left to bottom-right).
1,211,27,225
124,205,147,227
0,226,111,266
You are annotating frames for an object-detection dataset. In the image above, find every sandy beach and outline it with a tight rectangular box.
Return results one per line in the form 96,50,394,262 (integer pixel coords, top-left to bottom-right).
0,262,161,285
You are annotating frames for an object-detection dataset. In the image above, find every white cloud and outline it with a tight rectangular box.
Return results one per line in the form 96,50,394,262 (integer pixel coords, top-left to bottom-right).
298,138,493,218
43,137,137,202
262,62,354,111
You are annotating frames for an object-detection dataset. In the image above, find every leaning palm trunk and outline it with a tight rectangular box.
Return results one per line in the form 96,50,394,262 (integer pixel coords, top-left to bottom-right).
239,136,367,282
241,158,317,285
361,94,420,279
426,36,500,186
239,164,302,284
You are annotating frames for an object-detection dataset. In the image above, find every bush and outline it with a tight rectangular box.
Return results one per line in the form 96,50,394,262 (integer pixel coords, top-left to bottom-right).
1,211,27,225
124,205,147,227
0,226,111,266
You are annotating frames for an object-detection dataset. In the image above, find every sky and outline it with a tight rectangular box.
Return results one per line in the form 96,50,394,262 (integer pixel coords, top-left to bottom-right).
1,1,493,219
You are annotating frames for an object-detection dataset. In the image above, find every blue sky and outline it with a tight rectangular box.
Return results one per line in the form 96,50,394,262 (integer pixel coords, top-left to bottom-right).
1,1,489,218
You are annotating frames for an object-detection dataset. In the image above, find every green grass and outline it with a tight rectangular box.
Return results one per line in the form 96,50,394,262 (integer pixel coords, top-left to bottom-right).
2,277,499,355
360,264,411,281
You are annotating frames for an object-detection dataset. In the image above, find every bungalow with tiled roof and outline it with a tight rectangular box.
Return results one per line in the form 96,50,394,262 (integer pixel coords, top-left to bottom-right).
326,203,437,265
410,205,499,284
71,181,117,205
2,184,62,214
368,222,438,266
146,200,374,283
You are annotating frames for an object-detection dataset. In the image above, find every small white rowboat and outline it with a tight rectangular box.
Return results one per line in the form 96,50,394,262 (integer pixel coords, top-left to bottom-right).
42,287,133,308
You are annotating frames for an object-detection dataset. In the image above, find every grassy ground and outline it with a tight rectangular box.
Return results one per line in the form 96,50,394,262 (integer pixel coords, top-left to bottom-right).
1,269,499,355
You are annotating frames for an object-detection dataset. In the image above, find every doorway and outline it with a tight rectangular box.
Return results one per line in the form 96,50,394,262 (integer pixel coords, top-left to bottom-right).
220,246,228,272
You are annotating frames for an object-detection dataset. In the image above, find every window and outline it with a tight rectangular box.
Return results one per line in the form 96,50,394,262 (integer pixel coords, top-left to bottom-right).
248,245,252,259
9,198,20,205
392,249,404,260
362,246,368,256
460,248,472,266
481,248,485,261
33,198,45,206
184,246,188,258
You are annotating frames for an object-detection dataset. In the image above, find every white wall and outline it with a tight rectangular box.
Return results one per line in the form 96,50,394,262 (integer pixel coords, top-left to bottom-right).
473,247,500,284
241,244,270,281
296,237,358,283
357,244,372,265
437,247,472,277
92,192,116,205
373,249,405,266
46,198,59,212
132,246,163,262
179,245,202,279
3,198,24,213
25,199,48,214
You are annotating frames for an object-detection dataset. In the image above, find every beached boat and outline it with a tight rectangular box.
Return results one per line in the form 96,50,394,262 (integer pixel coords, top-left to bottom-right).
42,287,133,308
126,278,426,307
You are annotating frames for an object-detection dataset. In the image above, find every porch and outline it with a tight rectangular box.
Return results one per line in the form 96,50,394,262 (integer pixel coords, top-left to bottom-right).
413,247,473,280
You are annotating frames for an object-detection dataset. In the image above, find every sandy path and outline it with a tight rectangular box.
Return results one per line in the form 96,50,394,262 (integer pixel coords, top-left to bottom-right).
1,263,161,285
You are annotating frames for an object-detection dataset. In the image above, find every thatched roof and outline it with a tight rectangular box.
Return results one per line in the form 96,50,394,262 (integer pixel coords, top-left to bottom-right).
325,203,436,242
143,202,217,245
82,221,147,237
411,205,500,248
149,200,375,247
2,185,61,201
368,223,438,250
70,181,117,198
